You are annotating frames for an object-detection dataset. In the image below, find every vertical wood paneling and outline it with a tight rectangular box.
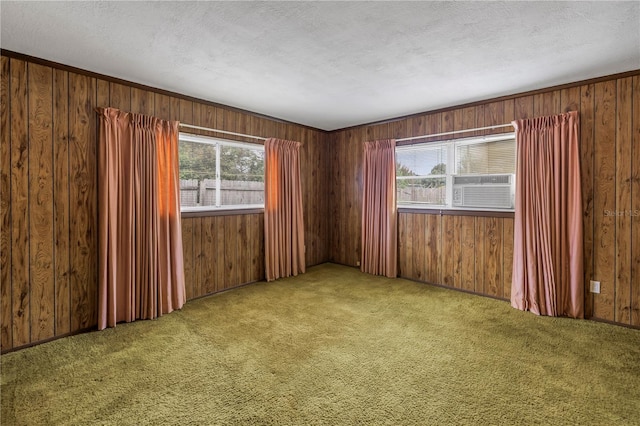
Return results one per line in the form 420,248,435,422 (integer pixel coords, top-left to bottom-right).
514,96,534,120
0,56,12,350
615,78,632,324
426,214,441,284
397,213,407,277
10,59,30,347
441,215,455,287
181,218,194,301
632,76,640,326
249,214,262,282
460,216,475,292
412,214,425,281
96,80,109,111
53,69,70,336
484,217,503,298
223,216,235,290
202,217,216,294
131,88,154,116
154,93,171,121
192,217,203,298
561,86,581,113
452,216,461,289
593,80,617,321
109,83,130,112
68,72,97,331
237,214,248,285
474,217,486,294
215,216,225,291
581,84,596,318
28,63,55,341
403,214,414,279
503,218,514,300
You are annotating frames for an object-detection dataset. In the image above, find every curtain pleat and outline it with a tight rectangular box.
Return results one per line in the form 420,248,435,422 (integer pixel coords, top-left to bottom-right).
264,138,306,281
511,111,583,318
97,107,185,330
361,139,397,278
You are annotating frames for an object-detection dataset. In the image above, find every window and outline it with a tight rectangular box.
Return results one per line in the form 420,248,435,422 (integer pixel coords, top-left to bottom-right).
179,133,265,211
396,133,516,211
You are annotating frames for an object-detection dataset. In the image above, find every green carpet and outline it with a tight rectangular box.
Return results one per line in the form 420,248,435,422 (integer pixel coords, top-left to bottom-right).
2,263,639,425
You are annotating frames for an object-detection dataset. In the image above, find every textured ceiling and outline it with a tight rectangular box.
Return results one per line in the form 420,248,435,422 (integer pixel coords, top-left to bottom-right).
2,1,639,131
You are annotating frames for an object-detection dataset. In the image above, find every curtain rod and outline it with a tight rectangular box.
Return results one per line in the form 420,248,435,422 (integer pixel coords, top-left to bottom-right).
179,123,267,141
396,123,514,142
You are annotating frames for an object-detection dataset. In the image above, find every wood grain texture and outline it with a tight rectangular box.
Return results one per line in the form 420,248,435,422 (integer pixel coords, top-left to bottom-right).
460,216,475,292
223,216,235,290
201,216,215,295
154,93,171,121
615,78,633,324
425,214,441,284
96,79,109,110
69,72,97,331
514,96,534,121
131,88,154,116
503,218,514,300
237,214,248,285
632,76,640,326
213,215,224,292
484,217,503,298
181,218,194,301
192,217,203,298
412,213,425,281
28,63,55,341
0,56,12,350
593,80,617,322
580,84,596,319
53,68,70,336
474,217,486,294
441,215,456,287
10,58,30,348
109,83,130,112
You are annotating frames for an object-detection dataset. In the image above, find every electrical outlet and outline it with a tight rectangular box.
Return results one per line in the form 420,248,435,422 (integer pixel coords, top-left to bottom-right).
356,260,361,266
590,280,600,294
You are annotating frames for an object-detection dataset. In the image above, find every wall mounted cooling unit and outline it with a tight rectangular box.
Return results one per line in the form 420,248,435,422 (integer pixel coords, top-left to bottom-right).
452,174,515,209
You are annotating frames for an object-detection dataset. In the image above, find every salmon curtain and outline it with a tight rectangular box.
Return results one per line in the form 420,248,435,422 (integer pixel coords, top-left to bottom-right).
264,138,305,281
511,111,583,318
361,139,397,278
97,107,186,330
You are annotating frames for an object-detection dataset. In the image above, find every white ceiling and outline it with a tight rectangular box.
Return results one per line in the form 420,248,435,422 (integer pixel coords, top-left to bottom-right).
2,1,639,131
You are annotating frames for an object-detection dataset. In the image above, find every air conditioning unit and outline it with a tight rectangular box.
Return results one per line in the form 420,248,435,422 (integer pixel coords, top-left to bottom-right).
452,174,515,209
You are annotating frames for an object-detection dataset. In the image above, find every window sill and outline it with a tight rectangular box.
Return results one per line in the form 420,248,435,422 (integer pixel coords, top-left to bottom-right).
398,207,514,218
181,207,264,218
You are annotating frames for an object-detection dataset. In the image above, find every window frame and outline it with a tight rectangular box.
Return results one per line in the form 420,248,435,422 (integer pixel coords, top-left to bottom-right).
396,132,516,212
178,133,265,213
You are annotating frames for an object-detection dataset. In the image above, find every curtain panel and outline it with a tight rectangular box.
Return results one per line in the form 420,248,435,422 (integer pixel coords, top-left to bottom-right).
264,138,306,281
511,111,583,318
97,107,186,330
361,139,398,278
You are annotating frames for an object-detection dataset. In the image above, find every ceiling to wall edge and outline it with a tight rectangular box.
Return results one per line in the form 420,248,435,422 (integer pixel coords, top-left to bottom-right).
3,49,640,136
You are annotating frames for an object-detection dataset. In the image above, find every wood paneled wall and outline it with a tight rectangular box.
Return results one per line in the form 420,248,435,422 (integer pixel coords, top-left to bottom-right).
0,54,330,352
329,72,640,328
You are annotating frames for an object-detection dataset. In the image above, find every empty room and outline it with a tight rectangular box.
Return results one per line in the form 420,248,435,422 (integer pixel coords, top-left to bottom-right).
1,1,639,425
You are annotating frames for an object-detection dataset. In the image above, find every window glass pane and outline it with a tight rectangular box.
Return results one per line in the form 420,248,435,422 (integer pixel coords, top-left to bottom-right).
219,144,264,206
179,139,217,208
455,138,515,175
397,177,446,205
178,134,265,210
396,145,447,177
